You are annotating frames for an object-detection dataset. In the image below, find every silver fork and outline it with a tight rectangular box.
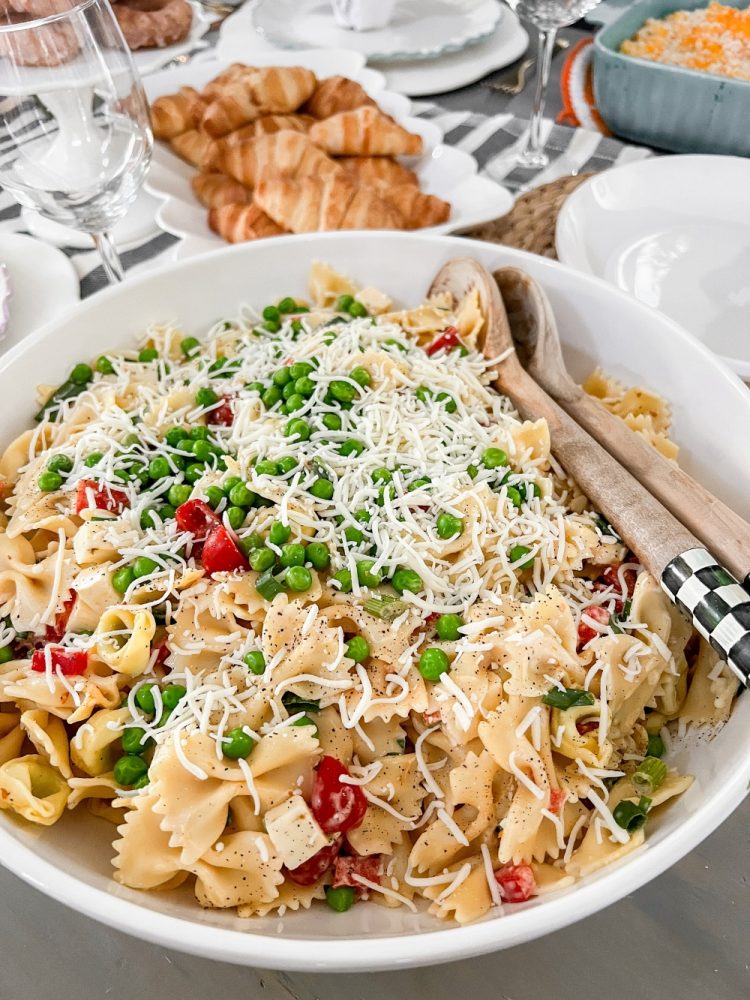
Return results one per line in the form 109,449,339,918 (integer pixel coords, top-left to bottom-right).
484,37,570,96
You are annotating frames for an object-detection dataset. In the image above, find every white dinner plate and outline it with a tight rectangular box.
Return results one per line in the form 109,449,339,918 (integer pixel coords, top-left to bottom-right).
0,232,749,971
0,233,79,350
251,0,501,62
130,0,213,77
555,155,750,378
143,54,513,257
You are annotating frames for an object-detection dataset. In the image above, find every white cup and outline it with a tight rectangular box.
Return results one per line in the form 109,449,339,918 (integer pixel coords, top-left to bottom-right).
331,0,398,31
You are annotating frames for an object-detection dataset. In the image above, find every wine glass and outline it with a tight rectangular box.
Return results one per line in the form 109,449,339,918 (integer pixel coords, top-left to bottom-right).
504,0,602,172
0,0,153,283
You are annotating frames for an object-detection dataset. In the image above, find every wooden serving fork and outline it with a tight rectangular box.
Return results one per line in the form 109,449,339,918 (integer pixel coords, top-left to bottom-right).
428,257,750,687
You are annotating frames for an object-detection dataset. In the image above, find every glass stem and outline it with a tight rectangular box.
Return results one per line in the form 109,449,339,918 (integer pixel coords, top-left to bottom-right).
518,26,559,170
92,231,125,283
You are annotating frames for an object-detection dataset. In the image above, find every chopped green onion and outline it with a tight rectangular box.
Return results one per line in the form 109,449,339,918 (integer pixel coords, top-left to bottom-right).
362,595,408,621
632,756,667,796
541,687,595,710
646,733,665,758
282,692,320,714
613,795,652,832
255,571,285,601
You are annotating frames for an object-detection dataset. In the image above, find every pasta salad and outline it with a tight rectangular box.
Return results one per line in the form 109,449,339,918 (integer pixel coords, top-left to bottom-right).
0,263,739,924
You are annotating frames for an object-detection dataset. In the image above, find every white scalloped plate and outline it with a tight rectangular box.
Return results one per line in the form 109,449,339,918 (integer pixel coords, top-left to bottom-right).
251,0,501,62
143,53,512,259
130,1,213,77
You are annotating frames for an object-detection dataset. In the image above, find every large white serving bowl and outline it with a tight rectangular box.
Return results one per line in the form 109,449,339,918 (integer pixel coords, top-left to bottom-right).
0,233,748,972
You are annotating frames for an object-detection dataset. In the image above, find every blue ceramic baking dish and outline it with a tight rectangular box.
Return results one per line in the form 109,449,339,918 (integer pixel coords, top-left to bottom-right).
593,0,750,155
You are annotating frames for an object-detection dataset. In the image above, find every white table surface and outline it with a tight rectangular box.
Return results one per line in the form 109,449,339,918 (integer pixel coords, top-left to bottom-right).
1,794,747,999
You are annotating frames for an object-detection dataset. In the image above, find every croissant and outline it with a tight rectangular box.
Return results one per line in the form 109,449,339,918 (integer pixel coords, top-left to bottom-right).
208,203,286,243
217,130,342,187
303,75,376,119
308,106,423,157
202,66,317,137
192,173,252,210
150,86,205,140
220,114,315,145
380,185,451,229
254,176,403,233
338,155,418,189
202,63,255,99
169,128,219,169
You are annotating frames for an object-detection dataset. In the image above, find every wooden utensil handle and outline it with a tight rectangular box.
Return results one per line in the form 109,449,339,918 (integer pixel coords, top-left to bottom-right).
495,361,699,578
555,384,750,586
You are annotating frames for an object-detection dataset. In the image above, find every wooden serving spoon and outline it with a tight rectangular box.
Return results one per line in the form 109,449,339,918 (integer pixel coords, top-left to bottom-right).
494,265,750,589
428,257,750,687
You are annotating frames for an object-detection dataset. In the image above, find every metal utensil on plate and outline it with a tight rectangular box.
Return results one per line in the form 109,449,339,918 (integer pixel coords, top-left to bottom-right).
428,257,750,688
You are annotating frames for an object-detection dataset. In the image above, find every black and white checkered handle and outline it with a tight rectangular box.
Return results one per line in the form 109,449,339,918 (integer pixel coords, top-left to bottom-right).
662,548,750,686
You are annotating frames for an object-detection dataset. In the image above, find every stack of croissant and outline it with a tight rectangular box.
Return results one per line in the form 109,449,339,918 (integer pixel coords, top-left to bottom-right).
149,64,452,242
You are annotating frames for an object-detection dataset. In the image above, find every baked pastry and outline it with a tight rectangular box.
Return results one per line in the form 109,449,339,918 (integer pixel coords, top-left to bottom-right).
169,129,218,169
150,86,206,140
112,0,192,50
338,155,418,189
208,203,285,242
216,114,314,151
303,75,376,119
191,173,252,210
380,184,451,229
201,66,318,137
216,130,341,187
254,175,402,233
308,106,423,156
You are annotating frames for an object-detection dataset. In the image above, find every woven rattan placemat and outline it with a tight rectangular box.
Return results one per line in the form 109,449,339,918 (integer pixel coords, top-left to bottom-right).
462,172,594,259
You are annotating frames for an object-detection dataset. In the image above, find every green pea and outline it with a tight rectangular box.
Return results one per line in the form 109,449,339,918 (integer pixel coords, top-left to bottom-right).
344,526,364,545
509,544,534,570
356,559,381,588
332,568,353,593
350,366,370,387
185,462,204,485
330,379,357,403
467,464,478,479
436,392,457,413
226,506,246,530
111,566,134,594
196,387,218,409
192,440,213,463
277,297,297,314
84,452,103,468
305,542,330,571
272,367,292,388
96,355,115,375
348,301,368,318
138,348,158,363
139,507,157,531
338,438,364,457
162,684,187,710
506,486,523,508
228,482,255,507
482,447,508,470
255,460,280,477
38,470,62,492
392,567,422,594
180,336,200,357
113,754,149,787
48,454,73,475
223,475,242,494
238,532,263,558
222,727,255,760
371,468,392,485
289,362,313,380
278,456,298,475
70,363,93,385
286,565,312,592
165,427,184,447
346,635,369,662
168,483,192,507
309,478,334,501
418,647,450,682
409,477,431,492
250,547,276,573
132,556,159,579
148,456,170,481
436,512,464,539
280,543,306,568
0,646,14,664
268,521,291,546
435,614,463,641
325,885,355,913
204,485,225,510
121,726,154,755
294,376,316,397
322,412,342,431
384,338,407,352
285,393,306,413
159,505,176,522
285,418,310,441
415,385,432,404
135,683,157,715
282,381,297,402
335,294,354,312
262,305,280,323
133,774,151,789
263,319,281,333
246,380,265,394
354,509,371,523
244,650,266,675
